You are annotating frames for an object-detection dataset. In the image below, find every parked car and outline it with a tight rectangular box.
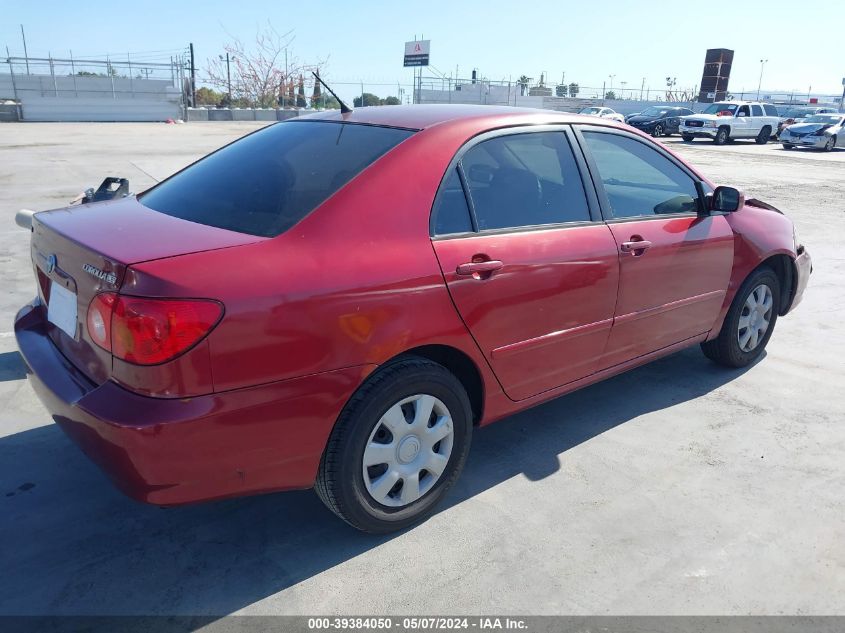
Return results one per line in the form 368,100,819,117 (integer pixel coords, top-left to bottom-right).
780,113,845,151
15,105,811,533
680,101,780,145
776,106,839,137
625,106,694,137
578,106,626,123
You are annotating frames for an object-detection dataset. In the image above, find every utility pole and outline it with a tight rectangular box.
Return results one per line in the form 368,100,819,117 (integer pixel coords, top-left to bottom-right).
189,42,196,107
20,24,30,74
756,59,768,100
840,77,845,111
640,77,645,100
225,53,231,100
608,74,616,96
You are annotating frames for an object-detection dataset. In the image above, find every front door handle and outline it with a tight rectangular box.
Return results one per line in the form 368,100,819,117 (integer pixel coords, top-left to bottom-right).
620,239,652,255
456,260,504,276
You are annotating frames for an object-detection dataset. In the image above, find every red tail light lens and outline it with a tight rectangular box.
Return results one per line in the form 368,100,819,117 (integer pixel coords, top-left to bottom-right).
87,293,223,365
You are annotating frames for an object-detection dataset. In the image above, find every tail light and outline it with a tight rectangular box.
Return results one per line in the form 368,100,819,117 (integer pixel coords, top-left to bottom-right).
87,293,223,365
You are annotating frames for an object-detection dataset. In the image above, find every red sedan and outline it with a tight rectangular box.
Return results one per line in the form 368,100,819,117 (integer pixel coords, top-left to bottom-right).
15,105,811,532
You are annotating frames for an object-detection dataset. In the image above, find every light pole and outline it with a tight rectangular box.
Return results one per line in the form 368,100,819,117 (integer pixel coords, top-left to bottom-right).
620,80,627,99
757,59,768,100
218,53,233,102
608,74,616,97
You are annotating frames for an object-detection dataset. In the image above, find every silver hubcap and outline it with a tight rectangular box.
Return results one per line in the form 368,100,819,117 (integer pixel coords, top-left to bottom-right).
738,284,773,352
362,394,454,508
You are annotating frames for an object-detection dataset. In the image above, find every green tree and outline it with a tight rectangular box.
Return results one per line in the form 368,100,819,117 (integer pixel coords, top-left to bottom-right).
517,75,530,96
196,86,224,106
296,75,307,107
311,69,322,106
604,90,616,100
353,92,382,107
383,96,401,105
568,82,580,97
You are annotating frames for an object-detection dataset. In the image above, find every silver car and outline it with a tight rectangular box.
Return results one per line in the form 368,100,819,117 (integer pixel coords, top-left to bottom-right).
780,113,845,151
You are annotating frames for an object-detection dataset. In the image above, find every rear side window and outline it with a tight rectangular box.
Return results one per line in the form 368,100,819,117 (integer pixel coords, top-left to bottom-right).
763,104,778,116
459,132,590,231
433,168,473,235
751,105,764,116
140,121,414,237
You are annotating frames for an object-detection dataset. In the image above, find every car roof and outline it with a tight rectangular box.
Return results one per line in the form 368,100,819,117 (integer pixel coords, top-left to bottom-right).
297,104,625,132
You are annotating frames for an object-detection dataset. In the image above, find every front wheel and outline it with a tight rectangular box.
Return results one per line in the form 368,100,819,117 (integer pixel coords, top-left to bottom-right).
714,127,729,145
782,143,794,150
682,134,694,142
701,267,780,368
315,356,472,533
824,136,836,152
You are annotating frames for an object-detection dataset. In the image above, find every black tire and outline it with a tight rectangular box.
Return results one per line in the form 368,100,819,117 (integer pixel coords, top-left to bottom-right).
782,144,794,150
315,356,472,533
755,126,771,145
823,136,836,152
714,127,730,145
651,124,664,138
701,267,781,368
682,134,694,142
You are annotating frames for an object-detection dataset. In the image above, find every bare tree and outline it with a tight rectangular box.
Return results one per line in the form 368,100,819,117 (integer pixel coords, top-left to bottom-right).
205,22,325,108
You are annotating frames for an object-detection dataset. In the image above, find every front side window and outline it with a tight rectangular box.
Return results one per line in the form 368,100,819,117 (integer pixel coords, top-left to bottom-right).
582,131,700,219
458,132,590,231
737,105,751,117
140,121,414,237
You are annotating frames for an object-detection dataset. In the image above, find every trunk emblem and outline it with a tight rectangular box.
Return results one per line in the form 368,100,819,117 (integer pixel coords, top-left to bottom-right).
82,263,117,285
46,254,57,273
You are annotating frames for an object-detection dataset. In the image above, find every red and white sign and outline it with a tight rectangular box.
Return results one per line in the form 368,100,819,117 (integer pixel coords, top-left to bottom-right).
403,40,430,67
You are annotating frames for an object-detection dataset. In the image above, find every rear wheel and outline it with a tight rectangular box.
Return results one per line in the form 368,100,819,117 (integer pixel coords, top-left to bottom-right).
701,267,780,368
682,134,694,142
651,124,664,138
714,127,730,145
315,356,472,533
755,126,771,144
782,143,794,150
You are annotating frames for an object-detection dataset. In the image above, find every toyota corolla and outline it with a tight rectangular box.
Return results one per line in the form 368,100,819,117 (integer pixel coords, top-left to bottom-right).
15,105,811,532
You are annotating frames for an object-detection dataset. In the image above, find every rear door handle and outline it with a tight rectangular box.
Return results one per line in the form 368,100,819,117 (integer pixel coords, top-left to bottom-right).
620,240,652,254
456,260,504,276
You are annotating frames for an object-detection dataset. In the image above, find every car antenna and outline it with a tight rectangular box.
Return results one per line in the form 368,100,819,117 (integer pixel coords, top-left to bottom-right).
312,71,353,114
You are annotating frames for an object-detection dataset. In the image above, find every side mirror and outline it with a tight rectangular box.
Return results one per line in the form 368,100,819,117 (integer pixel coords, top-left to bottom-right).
737,111,747,117
710,186,744,212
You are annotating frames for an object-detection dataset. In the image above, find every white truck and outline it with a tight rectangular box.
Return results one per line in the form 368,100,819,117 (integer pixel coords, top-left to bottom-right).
680,101,780,145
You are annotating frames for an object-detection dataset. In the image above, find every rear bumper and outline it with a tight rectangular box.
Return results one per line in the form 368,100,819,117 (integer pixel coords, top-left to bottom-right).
787,248,812,313
15,300,372,505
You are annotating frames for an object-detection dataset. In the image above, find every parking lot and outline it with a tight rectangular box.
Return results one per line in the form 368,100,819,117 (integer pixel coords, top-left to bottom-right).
1,122,843,616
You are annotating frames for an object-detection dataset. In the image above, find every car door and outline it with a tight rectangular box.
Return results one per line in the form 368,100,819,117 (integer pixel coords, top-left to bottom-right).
734,104,752,137
430,127,620,401
575,126,734,368
751,104,765,135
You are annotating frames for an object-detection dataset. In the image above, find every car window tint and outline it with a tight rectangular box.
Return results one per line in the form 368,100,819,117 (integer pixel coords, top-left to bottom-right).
460,132,590,230
751,105,764,116
764,104,778,116
582,131,699,219
433,168,473,235
140,121,414,237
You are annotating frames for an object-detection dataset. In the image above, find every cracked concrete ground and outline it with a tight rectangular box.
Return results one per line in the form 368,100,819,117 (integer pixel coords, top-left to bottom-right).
0,122,843,616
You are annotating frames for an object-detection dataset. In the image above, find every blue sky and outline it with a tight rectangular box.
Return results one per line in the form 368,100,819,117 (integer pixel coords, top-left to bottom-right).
3,0,844,102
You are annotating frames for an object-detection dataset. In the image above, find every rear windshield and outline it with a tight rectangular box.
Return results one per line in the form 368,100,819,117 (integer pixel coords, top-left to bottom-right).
139,121,414,237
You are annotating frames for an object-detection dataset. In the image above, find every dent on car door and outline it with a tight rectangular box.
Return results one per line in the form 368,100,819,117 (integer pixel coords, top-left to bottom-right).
577,128,734,368
430,128,620,401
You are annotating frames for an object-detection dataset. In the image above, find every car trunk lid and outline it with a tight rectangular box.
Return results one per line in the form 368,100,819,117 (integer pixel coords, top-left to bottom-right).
30,197,265,384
